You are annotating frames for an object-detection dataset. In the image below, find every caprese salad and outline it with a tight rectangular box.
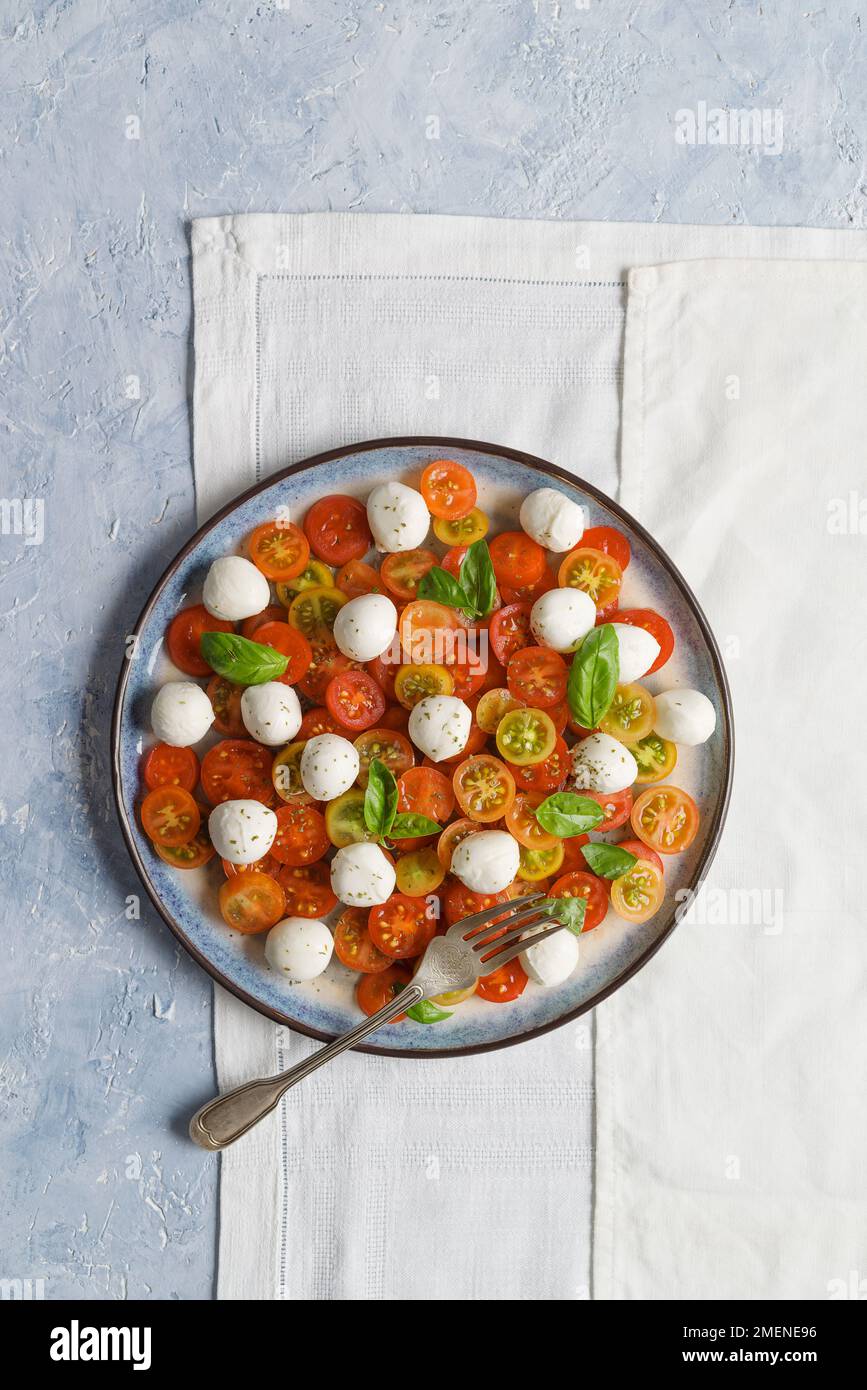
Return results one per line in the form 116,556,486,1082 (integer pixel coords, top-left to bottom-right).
137,459,716,1025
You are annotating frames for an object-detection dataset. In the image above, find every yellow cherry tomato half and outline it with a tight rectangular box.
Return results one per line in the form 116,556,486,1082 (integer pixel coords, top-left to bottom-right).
631,785,700,855
395,847,446,897
286,585,347,640
431,980,478,1006
324,788,374,848
598,683,656,745
275,559,334,603
610,858,665,923
517,841,565,882
453,754,516,823
495,707,557,766
433,507,490,546
632,733,678,785
394,662,454,710
271,740,315,804
476,686,524,735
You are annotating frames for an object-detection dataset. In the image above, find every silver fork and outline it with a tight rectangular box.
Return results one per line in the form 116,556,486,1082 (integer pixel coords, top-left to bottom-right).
189,891,562,1150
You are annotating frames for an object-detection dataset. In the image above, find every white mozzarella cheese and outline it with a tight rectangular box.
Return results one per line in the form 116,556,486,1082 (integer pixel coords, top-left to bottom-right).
367,482,430,552
208,799,278,864
450,830,520,895
653,689,716,746
520,925,580,986
151,681,215,747
571,731,638,793
333,593,398,662
240,682,302,746
519,487,587,552
265,917,334,983
408,695,472,763
299,733,360,801
530,587,597,652
330,842,397,907
611,623,661,683
202,555,271,621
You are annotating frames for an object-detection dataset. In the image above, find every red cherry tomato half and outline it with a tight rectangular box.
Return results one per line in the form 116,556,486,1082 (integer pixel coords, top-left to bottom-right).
207,675,246,736
297,640,356,703
304,495,373,566
443,880,511,929
141,785,201,848
141,743,199,793
477,959,528,1003
167,604,234,677
616,837,664,875
336,558,382,598
201,740,273,805
612,609,675,675
511,735,570,794
253,621,313,686
368,895,437,960
397,767,455,824
488,532,546,589
271,861,338,918
298,706,344,739
270,803,330,867
571,786,633,831
420,459,477,520
489,601,533,666
241,604,286,639
354,727,415,786
325,670,387,732
507,646,568,708
381,549,438,601
356,963,413,1020
578,525,631,571
549,870,609,932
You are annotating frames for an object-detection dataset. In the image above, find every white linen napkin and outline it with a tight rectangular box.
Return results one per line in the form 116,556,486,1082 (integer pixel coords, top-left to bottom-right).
595,256,867,1300
191,214,867,1300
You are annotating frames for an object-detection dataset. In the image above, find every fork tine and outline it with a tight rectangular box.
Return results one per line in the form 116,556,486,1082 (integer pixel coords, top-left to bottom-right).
469,904,552,951
452,890,543,938
477,922,564,974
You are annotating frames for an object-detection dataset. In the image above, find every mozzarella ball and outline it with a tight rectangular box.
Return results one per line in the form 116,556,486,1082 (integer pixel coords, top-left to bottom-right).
333,593,397,662
521,924,581,986
367,481,430,553
571,732,638,793
208,800,278,865
451,830,520,895
151,681,214,747
330,842,396,908
265,917,333,983
202,555,271,621
519,487,587,552
300,733,360,801
611,624,661,683
240,682,302,746
408,695,472,763
653,689,716,746
530,587,597,653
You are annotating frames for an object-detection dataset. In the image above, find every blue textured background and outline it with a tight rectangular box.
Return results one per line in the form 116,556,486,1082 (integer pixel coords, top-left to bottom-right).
2,1,863,1300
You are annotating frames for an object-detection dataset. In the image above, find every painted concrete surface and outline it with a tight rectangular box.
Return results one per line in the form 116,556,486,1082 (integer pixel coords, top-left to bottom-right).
1,1,864,1301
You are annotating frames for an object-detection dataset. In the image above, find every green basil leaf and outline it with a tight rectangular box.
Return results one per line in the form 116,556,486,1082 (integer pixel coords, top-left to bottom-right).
581,843,637,879
534,792,604,837
537,896,588,936
458,539,497,620
417,565,472,612
406,999,453,1024
199,631,289,685
363,758,399,839
567,624,620,729
389,812,442,840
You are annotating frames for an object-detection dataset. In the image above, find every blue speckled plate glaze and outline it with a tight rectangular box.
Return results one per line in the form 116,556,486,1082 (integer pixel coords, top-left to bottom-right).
112,438,733,1057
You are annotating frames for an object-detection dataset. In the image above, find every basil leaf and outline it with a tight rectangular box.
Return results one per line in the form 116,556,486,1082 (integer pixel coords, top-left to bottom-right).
363,758,399,839
567,624,620,729
406,999,453,1025
581,843,637,879
537,896,588,936
417,565,471,612
389,812,442,840
458,539,497,620
535,792,604,837
199,631,289,685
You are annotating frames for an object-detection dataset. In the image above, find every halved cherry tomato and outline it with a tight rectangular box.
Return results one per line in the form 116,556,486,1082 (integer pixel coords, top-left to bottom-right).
222,853,275,878
489,532,546,589
155,818,215,870
399,600,463,666
381,705,411,734
298,639,356,703
354,727,415,786
334,907,392,973
248,520,309,581
218,870,286,933
324,788,372,848
441,545,468,580
298,706,343,739
366,651,400,703
201,739,273,804
275,559,334,604
286,586,346,642
616,838,664,875
398,766,455,823
356,963,413,1019
381,549,438,601
511,735,570,794
505,792,561,851
477,959,528,1003
496,707,557,766
253,621,314,686
507,646,568,708
394,662,454,709
141,786,200,847
558,546,622,614
448,651,489,701
304,495,372,565
443,879,511,929
632,733,678,785
167,604,234,677
368,894,436,959
546,701,569,737
395,847,446,898
336,558,381,599
433,507,489,546
571,786,633,831
613,609,675,674
270,803,329,866
453,754,516,823
578,525,631,571
437,818,484,870
420,459,477,520
599,683,656,745
558,833,591,875
207,676,245,736
476,687,524,734
518,842,564,882
271,740,313,803
241,604,286,638
325,670,386,732
610,858,665,923
499,568,557,605
550,870,609,931
272,861,337,917
142,743,199,793
631,785,699,855
488,601,533,665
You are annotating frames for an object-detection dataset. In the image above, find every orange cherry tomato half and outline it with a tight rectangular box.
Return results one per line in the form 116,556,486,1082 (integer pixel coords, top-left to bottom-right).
141,743,199,793
549,870,609,932
270,804,329,866
399,600,463,666
304,495,372,566
613,609,675,675
381,548,439,601
558,546,622,614
356,963,413,1020
420,459,477,520
253,621,314,686
453,754,516,823
436,818,485,871
511,735,570,794
368,894,437,960
167,604,234,677
248,520,310,582
578,525,631,571
443,880,511,929
336,558,382,598
155,821,215,870
201,739,273,805
489,532,546,589
325,670,386,732
488,601,533,665
141,786,200,848
631,784,699,855
221,853,275,878
477,959,528,1003
354,727,415,786
499,569,557,605
334,907,393,974
504,792,561,851
241,604,286,639
610,858,665,924
571,786,633,831
207,675,246,736
475,687,524,734
218,870,286,934
298,706,344,739
398,766,455,824
271,861,337,918
297,639,356,703
507,646,568,709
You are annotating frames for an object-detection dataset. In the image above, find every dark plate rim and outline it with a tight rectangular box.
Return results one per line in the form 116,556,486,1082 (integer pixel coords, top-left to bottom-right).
111,434,734,1059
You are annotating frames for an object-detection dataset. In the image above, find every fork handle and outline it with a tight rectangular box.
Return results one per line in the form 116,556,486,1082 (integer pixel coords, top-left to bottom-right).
188,984,424,1150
